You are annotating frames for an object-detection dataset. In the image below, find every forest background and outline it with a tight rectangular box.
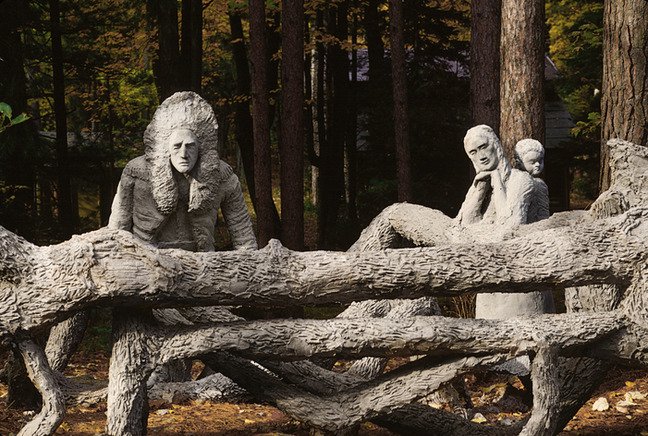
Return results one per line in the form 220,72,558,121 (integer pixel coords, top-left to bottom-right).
0,0,606,251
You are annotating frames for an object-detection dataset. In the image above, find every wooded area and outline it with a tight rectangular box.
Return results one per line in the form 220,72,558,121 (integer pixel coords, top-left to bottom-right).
1,0,648,434
4,0,644,250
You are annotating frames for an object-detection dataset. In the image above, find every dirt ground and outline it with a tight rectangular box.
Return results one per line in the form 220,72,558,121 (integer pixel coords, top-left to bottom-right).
3,351,648,435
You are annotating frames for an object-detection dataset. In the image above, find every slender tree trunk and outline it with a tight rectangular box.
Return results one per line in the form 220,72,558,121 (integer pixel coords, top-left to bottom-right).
180,0,192,89
154,0,181,100
267,10,282,128
190,0,202,93
280,0,305,250
365,0,386,157
470,0,501,132
319,3,349,248
304,17,318,211
499,0,545,158
249,0,278,247
313,10,327,209
389,0,412,202
228,11,257,206
50,0,74,238
600,0,648,191
345,5,358,224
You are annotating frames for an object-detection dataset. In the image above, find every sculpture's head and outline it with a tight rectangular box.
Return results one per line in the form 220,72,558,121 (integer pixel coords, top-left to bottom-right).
464,125,510,179
515,139,544,177
144,92,221,214
168,128,200,174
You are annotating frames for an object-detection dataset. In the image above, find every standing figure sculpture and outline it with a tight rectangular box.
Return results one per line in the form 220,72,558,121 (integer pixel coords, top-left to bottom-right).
106,92,257,434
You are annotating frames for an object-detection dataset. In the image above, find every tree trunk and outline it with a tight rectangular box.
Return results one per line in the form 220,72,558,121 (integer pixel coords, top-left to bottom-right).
190,0,202,93
180,0,192,89
470,0,501,132
155,0,182,100
600,0,648,191
249,0,279,246
228,11,257,206
499,0,545,158
345,5,359,224
50,0,75,238
280,0,305,250
389,0,412,202
319,3,349,248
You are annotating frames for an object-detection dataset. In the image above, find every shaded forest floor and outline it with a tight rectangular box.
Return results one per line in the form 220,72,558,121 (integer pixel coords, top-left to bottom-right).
2,350,648,435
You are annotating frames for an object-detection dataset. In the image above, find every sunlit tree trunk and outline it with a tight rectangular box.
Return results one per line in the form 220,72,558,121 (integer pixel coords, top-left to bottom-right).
280,0,305,250
389,0,412,202
499,0,545,158
600,0,648,191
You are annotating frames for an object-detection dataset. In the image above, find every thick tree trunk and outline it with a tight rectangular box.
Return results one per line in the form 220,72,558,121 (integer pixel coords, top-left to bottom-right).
249,0,279,246
600,0,648,191
49,0,75,238
499,0,545,158
470,0,501,132
389,0,412,202
280,0,305,250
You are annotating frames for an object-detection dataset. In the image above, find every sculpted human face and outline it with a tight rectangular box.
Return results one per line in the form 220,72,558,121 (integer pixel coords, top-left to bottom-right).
464,133,498,172
168,128,199,173
522,151,544,176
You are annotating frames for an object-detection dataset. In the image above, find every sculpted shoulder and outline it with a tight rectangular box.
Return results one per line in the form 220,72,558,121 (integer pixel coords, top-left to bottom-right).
121,156,149,181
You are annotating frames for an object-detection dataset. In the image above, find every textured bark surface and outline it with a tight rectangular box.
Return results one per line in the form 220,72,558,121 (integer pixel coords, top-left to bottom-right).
600,0,648,190
470,0,501,132
45,311,89,372
499,0,545,156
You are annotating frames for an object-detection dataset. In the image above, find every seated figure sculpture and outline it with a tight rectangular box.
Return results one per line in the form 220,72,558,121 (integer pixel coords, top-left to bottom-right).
349,125,553,319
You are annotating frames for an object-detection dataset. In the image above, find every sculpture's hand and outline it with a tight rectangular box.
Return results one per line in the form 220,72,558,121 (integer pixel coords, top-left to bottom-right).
473,171,492,185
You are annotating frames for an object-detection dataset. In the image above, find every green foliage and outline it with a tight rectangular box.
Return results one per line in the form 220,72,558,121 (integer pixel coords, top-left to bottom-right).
0,103,30,134
547,0,603,121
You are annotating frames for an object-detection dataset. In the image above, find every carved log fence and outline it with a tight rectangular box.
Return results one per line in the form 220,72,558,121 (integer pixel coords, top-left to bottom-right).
2,140,648,435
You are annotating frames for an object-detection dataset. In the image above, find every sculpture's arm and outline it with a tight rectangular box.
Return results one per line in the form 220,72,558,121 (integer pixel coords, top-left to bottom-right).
220,166,258,250
455,180,489,225
107,164,135,231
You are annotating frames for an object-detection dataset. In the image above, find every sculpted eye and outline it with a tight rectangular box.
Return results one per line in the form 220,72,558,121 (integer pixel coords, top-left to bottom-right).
173,142,182,149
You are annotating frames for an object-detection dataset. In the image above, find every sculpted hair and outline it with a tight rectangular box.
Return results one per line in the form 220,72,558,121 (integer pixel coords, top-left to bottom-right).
464,125,511,182
514,139,545,169
143,92,222,214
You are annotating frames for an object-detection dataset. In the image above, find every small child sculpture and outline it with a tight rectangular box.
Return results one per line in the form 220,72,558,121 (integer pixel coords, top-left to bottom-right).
514,138,550,223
